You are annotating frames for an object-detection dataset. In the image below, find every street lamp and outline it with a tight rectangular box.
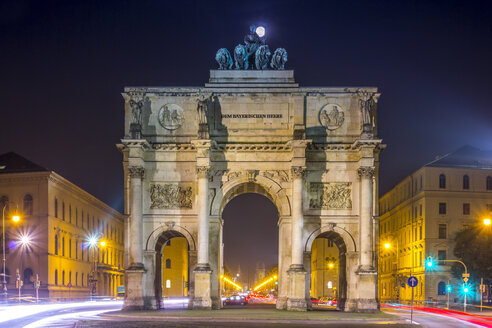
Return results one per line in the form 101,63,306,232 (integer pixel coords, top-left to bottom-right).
483,218,491,226
2,202,21,300
87,233,105,300
383,239,400,303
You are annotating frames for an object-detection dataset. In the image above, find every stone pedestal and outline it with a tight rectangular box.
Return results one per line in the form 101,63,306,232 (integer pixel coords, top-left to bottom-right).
193,268,212,309
287,268,307,311
355,269,379,312
123,266,146,311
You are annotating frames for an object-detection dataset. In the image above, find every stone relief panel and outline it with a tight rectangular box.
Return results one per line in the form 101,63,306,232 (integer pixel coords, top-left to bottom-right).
158,104,184,130
150,183,193,209
319,103,344,130
262,170,290,182
309,182,352,209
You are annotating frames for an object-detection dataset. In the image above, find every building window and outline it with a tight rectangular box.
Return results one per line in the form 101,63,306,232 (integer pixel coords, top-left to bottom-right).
81,273,84,286
62,202,65,221
69,205,72,223
327,240,334,247
419,204,422,217
463,175,470,190
439,202,446,215
75,272,78,286
419,225,422,240
166,279,171,288
75,241,78,259
69,239,72,258
327,281,333,289
23,194,33,216
62,270,65,285
438,224,447,239
438,281,446,295
54,198,58,218
76,209,78,226
487,204,492,211
69,271,72,284
487,176,492,190
165,259,171,269
54,270,58,285
62,237,65,256
439,174,446,189
420,175,423,190
463,203,470,215
438,250,447,264
54,235,59,255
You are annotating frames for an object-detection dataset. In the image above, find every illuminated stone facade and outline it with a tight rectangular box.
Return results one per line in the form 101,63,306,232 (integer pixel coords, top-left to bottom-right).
0,152,125,300
379,146,492,305
119,70,384,312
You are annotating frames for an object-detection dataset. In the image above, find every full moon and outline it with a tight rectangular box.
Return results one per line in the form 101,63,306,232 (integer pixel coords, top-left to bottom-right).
256,26,265,37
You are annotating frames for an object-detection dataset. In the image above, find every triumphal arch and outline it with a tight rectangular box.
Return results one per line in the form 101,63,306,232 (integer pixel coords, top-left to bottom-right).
118,28,384,312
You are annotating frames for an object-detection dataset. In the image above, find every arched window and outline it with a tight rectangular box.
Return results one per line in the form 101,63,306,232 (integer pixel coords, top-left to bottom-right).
23,268,33,283
62,270,65,285
463,175,470,190
23,194,33,215
54,235,59,255
54,198,58,218
439,174,446,189
438,281,446,295
487,176,492,190
54,270,58,285
166,279,171,288
327,281,333,289
165,259,171,269
1,196,9,212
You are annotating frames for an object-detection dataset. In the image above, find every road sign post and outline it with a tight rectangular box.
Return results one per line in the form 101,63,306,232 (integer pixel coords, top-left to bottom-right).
408,276,418,324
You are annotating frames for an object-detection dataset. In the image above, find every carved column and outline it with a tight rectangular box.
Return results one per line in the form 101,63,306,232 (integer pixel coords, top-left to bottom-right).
290,166,305,269
357,166,375,271
193,166,212,309
356,166,378,312
196,166,210,269
128,166,144,268
287,166,308,311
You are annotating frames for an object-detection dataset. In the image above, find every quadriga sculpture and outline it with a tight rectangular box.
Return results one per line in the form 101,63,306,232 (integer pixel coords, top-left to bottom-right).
270,48,288,70
234,44,249,70
255,45,271,70
215,48,233,70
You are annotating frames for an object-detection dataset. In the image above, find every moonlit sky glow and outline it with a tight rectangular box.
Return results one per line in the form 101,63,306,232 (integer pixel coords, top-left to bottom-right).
256,26,265,37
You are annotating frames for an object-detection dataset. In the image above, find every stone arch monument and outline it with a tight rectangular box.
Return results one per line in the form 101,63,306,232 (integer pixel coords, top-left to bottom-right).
118,31,384,312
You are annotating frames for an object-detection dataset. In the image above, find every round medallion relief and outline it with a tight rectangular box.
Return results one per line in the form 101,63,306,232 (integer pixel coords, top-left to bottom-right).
158,104,184,130
319,103,345,130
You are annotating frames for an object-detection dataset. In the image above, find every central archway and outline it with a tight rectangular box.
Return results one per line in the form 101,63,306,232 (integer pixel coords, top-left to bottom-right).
218,181,285,307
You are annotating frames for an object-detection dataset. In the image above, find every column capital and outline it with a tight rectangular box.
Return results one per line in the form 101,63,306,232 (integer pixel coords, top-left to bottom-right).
357,166,375,178
196,166,211,179
128,166,145,179
291,166,306,179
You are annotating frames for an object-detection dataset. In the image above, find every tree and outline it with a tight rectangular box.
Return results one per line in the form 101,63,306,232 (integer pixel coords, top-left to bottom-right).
453,224,492,283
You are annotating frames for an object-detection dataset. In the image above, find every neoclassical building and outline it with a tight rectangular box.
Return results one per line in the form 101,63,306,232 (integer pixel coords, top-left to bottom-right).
0,152,125,299
379,145,492,305
119,64,384,311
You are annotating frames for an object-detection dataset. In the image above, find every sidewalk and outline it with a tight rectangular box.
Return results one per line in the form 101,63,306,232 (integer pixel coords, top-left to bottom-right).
76,307,415,327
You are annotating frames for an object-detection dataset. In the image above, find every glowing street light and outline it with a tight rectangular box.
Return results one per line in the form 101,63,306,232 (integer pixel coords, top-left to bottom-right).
384,243,391,249
328,263,334,269
12,215,20,222
255,26,265,37
426,257,434,268
99,240,106,247
88,236,98,247
20,235,31,246
484,218,491,226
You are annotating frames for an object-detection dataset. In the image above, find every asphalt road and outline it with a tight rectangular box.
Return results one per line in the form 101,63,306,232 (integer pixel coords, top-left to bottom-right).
0,301,122,328
383,307,490,328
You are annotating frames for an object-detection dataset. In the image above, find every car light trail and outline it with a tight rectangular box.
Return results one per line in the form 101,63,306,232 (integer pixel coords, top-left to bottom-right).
253,275,277,291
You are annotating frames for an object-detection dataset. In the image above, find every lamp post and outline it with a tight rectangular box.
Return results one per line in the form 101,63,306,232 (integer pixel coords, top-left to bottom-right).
384,239,400,304
2,202,21,300
87,234,106,301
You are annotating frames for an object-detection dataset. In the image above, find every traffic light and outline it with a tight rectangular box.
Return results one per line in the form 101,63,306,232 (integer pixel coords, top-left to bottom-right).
463,285,469,294
426,257,433,268
447,285,452,292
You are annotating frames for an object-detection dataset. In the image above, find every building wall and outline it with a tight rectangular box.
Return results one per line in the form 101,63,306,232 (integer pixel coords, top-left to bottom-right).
0,171,124,300
162,236,188,297
379,166,492,304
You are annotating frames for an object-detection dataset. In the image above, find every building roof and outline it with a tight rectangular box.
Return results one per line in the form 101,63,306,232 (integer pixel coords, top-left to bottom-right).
0,152,49,174
424,145,492,169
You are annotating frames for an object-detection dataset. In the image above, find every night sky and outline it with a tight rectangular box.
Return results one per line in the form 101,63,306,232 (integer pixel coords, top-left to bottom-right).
1,1,491,275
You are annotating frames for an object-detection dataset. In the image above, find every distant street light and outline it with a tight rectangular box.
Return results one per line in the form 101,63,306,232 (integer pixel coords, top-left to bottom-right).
2,202,21,299
484,218,491,226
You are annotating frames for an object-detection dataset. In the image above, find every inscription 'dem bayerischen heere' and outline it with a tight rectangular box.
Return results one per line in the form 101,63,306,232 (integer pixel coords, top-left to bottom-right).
221,114,283,118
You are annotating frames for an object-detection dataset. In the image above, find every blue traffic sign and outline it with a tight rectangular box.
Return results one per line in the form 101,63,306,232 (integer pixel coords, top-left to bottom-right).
408,276,418,288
